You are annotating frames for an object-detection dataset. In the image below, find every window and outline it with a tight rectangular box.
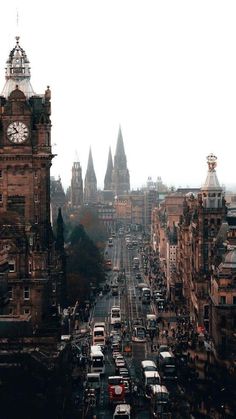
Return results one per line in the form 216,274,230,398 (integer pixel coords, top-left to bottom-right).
23,286,30,300
0,194,2,203
8,287,13,300
28,262,32,274
233,296,236,305
0,169,2,178
34,194,38,203
24,308,30,315
8,260,15,272
220,295,226,305
46,132,50,146
8,308,13,315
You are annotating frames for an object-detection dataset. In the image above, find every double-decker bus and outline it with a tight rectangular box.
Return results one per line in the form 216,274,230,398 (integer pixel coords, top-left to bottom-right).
108,376,125,404
92,325,106,347
90,345,105,374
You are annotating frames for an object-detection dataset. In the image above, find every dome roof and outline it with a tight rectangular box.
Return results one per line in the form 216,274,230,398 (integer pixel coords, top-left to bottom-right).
1,37,35,99
223,249,236,269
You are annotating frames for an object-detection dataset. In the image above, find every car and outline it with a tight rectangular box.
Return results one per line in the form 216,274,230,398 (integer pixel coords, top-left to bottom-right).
113,266,119,272
136,273,142,279
157,345,170,356
118,367,130,378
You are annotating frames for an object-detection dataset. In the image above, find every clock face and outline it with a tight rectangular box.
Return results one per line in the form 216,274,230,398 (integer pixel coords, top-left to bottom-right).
7,121,29,144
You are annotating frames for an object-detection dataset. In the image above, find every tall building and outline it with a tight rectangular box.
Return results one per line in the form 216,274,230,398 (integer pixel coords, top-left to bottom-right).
112,126,130,196
104,146,113,190
177,154,226,328
0,37,60,327
84,147,97,204
70,160,83,207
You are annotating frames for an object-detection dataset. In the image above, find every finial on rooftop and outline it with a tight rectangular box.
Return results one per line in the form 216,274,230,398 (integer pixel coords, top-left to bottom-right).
207,153,217,171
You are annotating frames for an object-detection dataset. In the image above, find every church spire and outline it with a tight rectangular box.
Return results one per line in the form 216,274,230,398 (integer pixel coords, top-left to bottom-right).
1,36,35,98
114,126,127,170
84,147,97,204
104,147,113,190
112,126,130,196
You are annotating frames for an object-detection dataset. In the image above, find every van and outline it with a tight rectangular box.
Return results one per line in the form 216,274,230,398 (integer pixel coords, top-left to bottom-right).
141,360,158,373
143,370,160,387
110,306,121,327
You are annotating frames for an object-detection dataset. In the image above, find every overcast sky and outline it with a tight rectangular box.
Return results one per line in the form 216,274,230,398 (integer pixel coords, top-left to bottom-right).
1,0,236,191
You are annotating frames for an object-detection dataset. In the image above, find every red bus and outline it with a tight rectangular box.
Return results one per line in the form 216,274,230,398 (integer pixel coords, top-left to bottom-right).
108,376,125,404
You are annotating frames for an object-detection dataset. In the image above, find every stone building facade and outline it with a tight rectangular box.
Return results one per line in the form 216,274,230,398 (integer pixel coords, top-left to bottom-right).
0,37,64,328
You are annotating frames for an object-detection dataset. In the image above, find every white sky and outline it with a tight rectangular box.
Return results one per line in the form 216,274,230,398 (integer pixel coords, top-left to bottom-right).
1,0,236,191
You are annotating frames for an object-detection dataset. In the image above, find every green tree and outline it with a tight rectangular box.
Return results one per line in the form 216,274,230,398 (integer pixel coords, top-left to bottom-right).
65,206,108,249
66,224,105,305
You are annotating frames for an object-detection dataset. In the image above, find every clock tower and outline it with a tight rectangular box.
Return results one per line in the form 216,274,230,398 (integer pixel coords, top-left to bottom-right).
0,37,56,327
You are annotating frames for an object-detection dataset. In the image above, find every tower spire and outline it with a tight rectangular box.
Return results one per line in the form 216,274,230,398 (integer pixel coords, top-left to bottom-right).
84,147,97,204
104,146,113,190
112,127,130,196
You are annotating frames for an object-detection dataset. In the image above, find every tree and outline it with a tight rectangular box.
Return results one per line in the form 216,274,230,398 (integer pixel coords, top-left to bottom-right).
66,224,105,305
65,206,108,249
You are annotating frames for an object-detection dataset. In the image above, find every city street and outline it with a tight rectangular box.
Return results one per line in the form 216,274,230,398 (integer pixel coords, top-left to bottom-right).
68,233,236,418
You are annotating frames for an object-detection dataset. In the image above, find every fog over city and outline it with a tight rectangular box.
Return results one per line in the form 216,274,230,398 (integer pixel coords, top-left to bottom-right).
1,0,236,191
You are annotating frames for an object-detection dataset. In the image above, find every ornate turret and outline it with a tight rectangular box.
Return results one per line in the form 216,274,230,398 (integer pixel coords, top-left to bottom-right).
84,147,97,204
104,147,113,190
112,126,130,196
1,36,35,99
201,153,224,209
